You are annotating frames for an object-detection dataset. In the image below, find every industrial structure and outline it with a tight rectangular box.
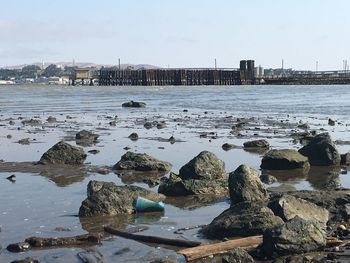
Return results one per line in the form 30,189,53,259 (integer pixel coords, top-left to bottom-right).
71,59,350,86
72,60,255,86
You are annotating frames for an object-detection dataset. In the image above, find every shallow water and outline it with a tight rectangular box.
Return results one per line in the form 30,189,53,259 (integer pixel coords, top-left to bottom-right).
0,84,350,262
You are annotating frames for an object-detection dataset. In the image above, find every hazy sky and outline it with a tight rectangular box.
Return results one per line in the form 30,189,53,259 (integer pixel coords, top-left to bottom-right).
0,0,349,70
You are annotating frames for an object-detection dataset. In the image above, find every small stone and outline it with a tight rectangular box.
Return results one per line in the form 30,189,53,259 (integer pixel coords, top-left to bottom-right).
128,133,139,141
18,138,30,145
222,143,235,151
88,149,100,155
122,101,146,108
109,121,117,126
6,174,16,182
46,116,57,123
338,224,347,231
328,118,336,126
7,242,30,252
168,136,175,144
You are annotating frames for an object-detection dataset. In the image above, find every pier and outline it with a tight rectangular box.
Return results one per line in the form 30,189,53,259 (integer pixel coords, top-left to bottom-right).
98,68,242,86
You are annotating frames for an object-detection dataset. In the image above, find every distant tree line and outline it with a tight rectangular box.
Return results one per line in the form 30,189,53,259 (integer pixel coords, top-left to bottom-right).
0,64,75,80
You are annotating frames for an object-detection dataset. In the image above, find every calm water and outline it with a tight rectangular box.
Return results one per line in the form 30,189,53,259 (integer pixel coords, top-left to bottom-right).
0,84,350,262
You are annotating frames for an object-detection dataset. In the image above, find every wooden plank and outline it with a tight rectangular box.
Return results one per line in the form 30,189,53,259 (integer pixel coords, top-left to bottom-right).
178,235,263,261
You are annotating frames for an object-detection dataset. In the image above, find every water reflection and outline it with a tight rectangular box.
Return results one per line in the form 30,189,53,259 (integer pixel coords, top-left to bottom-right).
307,166,341,190
261,168,309,183
80,214,133,234
164,195,228,210
0,162,89,187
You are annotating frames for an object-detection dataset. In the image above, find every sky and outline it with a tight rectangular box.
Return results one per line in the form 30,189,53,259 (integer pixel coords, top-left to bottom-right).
0,0,349,70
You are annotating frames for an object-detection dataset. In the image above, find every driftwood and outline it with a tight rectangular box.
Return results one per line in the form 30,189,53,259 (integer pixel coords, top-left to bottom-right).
25,234,101,248
326,237,343,247
179,235,346,261
178,235,263,261
104,226,201,247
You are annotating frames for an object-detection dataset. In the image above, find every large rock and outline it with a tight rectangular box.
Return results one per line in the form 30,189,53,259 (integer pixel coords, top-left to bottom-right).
158,172,228,196
79,180,165,217
268,195,329,226
229,165,269,204
39,141,87,165
221,248,255,263
261,149,310,170
298,133,340,166
76,130,99,141
122,101,146,108
243,139,269,148
178,151,226,180
263,216,326,258
201,201,284,239
113,152,171,172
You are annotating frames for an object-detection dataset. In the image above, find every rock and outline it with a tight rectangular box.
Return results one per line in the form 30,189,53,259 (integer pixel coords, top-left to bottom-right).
122,101,146,108
6,174,16,182
201,201,284,239
7,242,30,252
113,152,171,172
221,248,255,263
76,130,99,142
297,123,310,129
260,173,278,185
11,257,39,263
168,136,175,144
222,143,236,151
158,172,228,196
298,133,340,166
39,141,87,165
128,132,139,140
46,116,57,123
88,149,100,154
109,121,117,126
178,151,226,180
156,122,166,129
328,118,336,126
9,120,15,125
263,216,326,258
268,195,329,226
79,180,165,216
340,152,350,165
229,165,269,204
21,119,41,126
243,139,269,148
261,149,310,170
18,138,30,145
144,121,155,129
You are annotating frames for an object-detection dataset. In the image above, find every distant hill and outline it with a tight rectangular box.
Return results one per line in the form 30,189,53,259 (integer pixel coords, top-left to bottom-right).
1,62,160,70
